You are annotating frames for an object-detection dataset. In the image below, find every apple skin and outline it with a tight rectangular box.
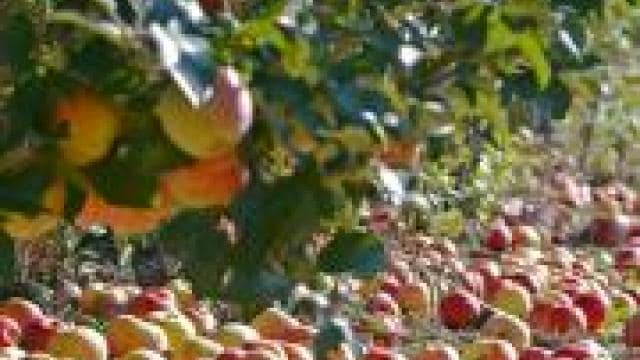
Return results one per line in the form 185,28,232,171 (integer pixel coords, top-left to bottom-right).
0,315,20,348
397,281,430,315
415,343,459,360
380,275,402,299
489,280,531,319
614,246,640,270
528,300,554,335
553,344,592,360
127,288,176,317
460,339,517,360
590,218,622,247
572,290,610,334
480,310,531,350
503,273,540,295
438,290,482,330
624,313,640,347
0,298,44,330
460,271,485,298
21,316,58,351
519,347,552,360
486,219,513,252
363,346,406,360
367,293,401,317
219,347,248,360
471,259,501,280
548,304,587,340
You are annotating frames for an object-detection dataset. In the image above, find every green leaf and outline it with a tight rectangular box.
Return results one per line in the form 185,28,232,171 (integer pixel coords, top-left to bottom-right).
154,210,231,298
0,232,14,288
0,165,53,214
485,10,514,53
515,32,551,89
316,230,384,276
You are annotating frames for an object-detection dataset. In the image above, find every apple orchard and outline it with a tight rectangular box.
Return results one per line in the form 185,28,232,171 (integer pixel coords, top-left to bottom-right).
2,1,640,360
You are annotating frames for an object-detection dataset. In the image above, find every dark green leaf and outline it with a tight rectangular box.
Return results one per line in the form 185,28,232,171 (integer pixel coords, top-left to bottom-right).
0,232,14,288
316,230,384,276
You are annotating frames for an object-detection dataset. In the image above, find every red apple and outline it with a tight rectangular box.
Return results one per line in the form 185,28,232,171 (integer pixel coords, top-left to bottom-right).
572,290,610,334
460,271,485,298
590,218,621,247
21,315,58,351
553,344,592,360
0,316,20,348
503,273,540,295
528,300,554,334
219,347,248,360
380,275,402,299
0,298,44,330
438,289,482,330
625,313,640,347
549,304,587,339
415,343,458,360
363,346,406,360
471,259,501,279
626,216,640,238
486,218,513,252
614,246,640,270
127,287,176,317
519,347,552,360
367,293,400,317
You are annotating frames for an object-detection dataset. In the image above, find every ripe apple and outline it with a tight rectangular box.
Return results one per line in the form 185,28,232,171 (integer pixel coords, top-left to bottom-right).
21,315,58,351
489,280,531,319
503,273,540,295
518,347,551,360
367,292,401,317
528,300,553,335
486,219,513,252
615,246,640,270
397,281,430,315
0,298,44,330
480,310,531,350
549,304,587,340
0,316,20,348
363,346,406,360
106,315,169,358
147,312,197,350
572,290,610,334
607,290,637,328
214,323,261,348
120,349,165,360
282,343,313,360
127,288,177,317
625,313,640,347
460,271,485,298
438,290,482,330
460,339,517,360
553,344,592,360
47,326,108,360
415,342,459,360
590,218,622,247
471,259,501,279
284,323,316,346
219,347,248,360
252,307,299,341
173,336,223,360
183,304,217,336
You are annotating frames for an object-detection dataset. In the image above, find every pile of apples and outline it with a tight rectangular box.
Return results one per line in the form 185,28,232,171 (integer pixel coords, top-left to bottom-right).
6,172,640,360
0,281,316,360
